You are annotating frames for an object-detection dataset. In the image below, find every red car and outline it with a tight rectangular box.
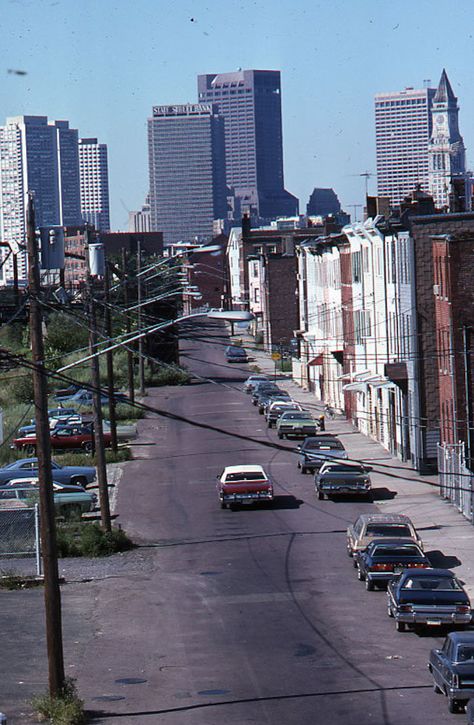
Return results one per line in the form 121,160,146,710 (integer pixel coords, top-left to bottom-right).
12,424,111,454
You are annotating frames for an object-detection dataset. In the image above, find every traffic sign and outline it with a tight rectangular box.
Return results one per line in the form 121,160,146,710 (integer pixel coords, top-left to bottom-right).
271,352,281,361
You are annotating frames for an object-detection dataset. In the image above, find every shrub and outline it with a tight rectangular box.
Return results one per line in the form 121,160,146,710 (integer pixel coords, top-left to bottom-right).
56,522,133,558
32,677,85,725
45,312,89,356
145,364,190,387
9,374,34,404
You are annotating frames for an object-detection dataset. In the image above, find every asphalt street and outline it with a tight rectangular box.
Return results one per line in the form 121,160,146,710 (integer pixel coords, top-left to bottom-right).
1,320,465,723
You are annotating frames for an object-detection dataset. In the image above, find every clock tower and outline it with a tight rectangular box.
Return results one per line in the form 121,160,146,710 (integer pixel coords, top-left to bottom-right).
428,70,470,209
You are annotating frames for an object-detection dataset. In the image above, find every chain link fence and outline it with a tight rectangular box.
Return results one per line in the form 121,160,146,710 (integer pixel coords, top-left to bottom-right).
438,443,474,523
0,504,41,576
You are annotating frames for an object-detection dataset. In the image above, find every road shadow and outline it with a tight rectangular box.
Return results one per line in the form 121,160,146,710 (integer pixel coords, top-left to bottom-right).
370,487,398,501
426,550,462,569
229,495,303,511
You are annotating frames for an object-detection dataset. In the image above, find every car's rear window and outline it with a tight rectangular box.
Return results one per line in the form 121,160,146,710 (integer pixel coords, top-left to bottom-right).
306,440,344,450
456,646,474,662
371,545,421,558
366,524,412,537
225,472,266,482
323,464,361,473
402,577,461,591
282,413,313,420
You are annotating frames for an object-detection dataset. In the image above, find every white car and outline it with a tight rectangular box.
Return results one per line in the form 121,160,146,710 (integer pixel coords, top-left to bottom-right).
243,374,269,393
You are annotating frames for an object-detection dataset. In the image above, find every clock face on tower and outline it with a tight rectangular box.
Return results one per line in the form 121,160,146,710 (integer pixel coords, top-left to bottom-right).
436,115,445,125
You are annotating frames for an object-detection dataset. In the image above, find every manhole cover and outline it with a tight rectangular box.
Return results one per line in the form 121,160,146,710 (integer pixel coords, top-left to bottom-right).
198,689,230,696
115,677,148,685
92,695,126,702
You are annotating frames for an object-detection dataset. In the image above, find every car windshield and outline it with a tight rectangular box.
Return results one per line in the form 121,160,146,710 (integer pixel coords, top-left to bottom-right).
306,440,344,450
456,646,474,662
402,577,462,591
225,472,266,482
371,545,422,558
366,524,412,537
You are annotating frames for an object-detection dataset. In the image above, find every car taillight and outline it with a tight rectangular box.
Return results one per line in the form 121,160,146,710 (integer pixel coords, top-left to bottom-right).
407,562,429,568
370,563,392,572
399,604,413,613
456,605,471,614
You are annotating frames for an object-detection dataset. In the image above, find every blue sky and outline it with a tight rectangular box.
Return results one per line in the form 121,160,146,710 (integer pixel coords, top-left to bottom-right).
1,0,473,229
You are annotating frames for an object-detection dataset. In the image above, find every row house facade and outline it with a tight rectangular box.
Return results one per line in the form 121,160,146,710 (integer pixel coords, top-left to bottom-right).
293,205,474,474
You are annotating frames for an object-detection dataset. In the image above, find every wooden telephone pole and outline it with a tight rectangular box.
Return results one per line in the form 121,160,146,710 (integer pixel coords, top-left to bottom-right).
26,194,65,697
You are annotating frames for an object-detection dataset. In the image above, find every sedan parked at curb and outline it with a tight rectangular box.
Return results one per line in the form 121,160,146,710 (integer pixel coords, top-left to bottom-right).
265,401,303,428
251,382,281,405
346,513,423,559
243,374,269,393
355,539,430,590
12,424,112,454
257,390,291,414
276,411,319,439
296,435,347,473
0,458,96,487
387,568,471,632
429,632,474,713
225,346,248,363
315,461,372,500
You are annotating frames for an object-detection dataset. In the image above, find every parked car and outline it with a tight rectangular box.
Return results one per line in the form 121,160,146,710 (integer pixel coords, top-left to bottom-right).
429,632,474,713
346,513,423,559
225,346,248,363
0,458,96,486
217,465,273,509
265,401,303,428
315,461,372,500
18,413,82,437
251,382,281,405
54,388,127,405
257,390,291,414
12,424,112,454
296,435,348,473
0,482,97,514
276,411,319,439
387,568,471,632
355,539,430,590
243,375,269,393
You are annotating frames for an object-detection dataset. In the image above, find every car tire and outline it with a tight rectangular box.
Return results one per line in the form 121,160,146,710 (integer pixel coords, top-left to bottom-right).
268,422,273,428
25,444,36,455
301,466,308,475
365,578,374,591
347,547,353,558
317,490,324,500
71,476,87,487
396,621,406,632
259,409,263,415
220,501,227,510
278,433,283,439
448,698,459,714
353,557,358,568
433,682,442,694
82,441,93,453
357,566,365,581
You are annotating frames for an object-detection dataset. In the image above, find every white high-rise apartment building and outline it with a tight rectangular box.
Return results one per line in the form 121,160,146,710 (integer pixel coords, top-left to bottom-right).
375,86,436,207
0,115,81,284
78,138,110,232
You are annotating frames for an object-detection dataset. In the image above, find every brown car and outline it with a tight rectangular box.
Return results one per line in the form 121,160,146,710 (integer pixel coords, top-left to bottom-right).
346,513,423,564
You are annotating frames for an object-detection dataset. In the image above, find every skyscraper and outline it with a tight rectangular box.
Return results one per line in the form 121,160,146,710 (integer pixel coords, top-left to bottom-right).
197,69,298,222
428,70,468,209
78,137,111,231
0,115,81,284
375,85,436,206
147,103,227,244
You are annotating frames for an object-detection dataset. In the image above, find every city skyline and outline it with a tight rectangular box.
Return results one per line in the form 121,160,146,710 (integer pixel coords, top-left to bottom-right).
1,1,474,229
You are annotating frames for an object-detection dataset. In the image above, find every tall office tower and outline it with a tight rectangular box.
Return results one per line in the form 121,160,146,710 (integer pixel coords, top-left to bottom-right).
78,137,111,231
428,70,468,209
0,115,82,284
307,188,341,217
197,69,298,222
375,85,436,207
147,103,227,244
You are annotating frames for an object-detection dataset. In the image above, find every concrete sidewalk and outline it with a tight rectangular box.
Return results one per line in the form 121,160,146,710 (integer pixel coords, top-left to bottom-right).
236,334,474,599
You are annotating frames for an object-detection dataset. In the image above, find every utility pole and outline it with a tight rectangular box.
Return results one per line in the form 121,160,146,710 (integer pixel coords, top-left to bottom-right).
104,265,118,453
137,239,145,396
85,227,111,532
122,248,135,404
26,193,65,697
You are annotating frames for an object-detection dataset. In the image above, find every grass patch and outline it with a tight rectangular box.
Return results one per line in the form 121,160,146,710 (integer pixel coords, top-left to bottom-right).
145,364,190,387
32,677,85,725
53,446,131,468
57,522,134,558
0,569,42,590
